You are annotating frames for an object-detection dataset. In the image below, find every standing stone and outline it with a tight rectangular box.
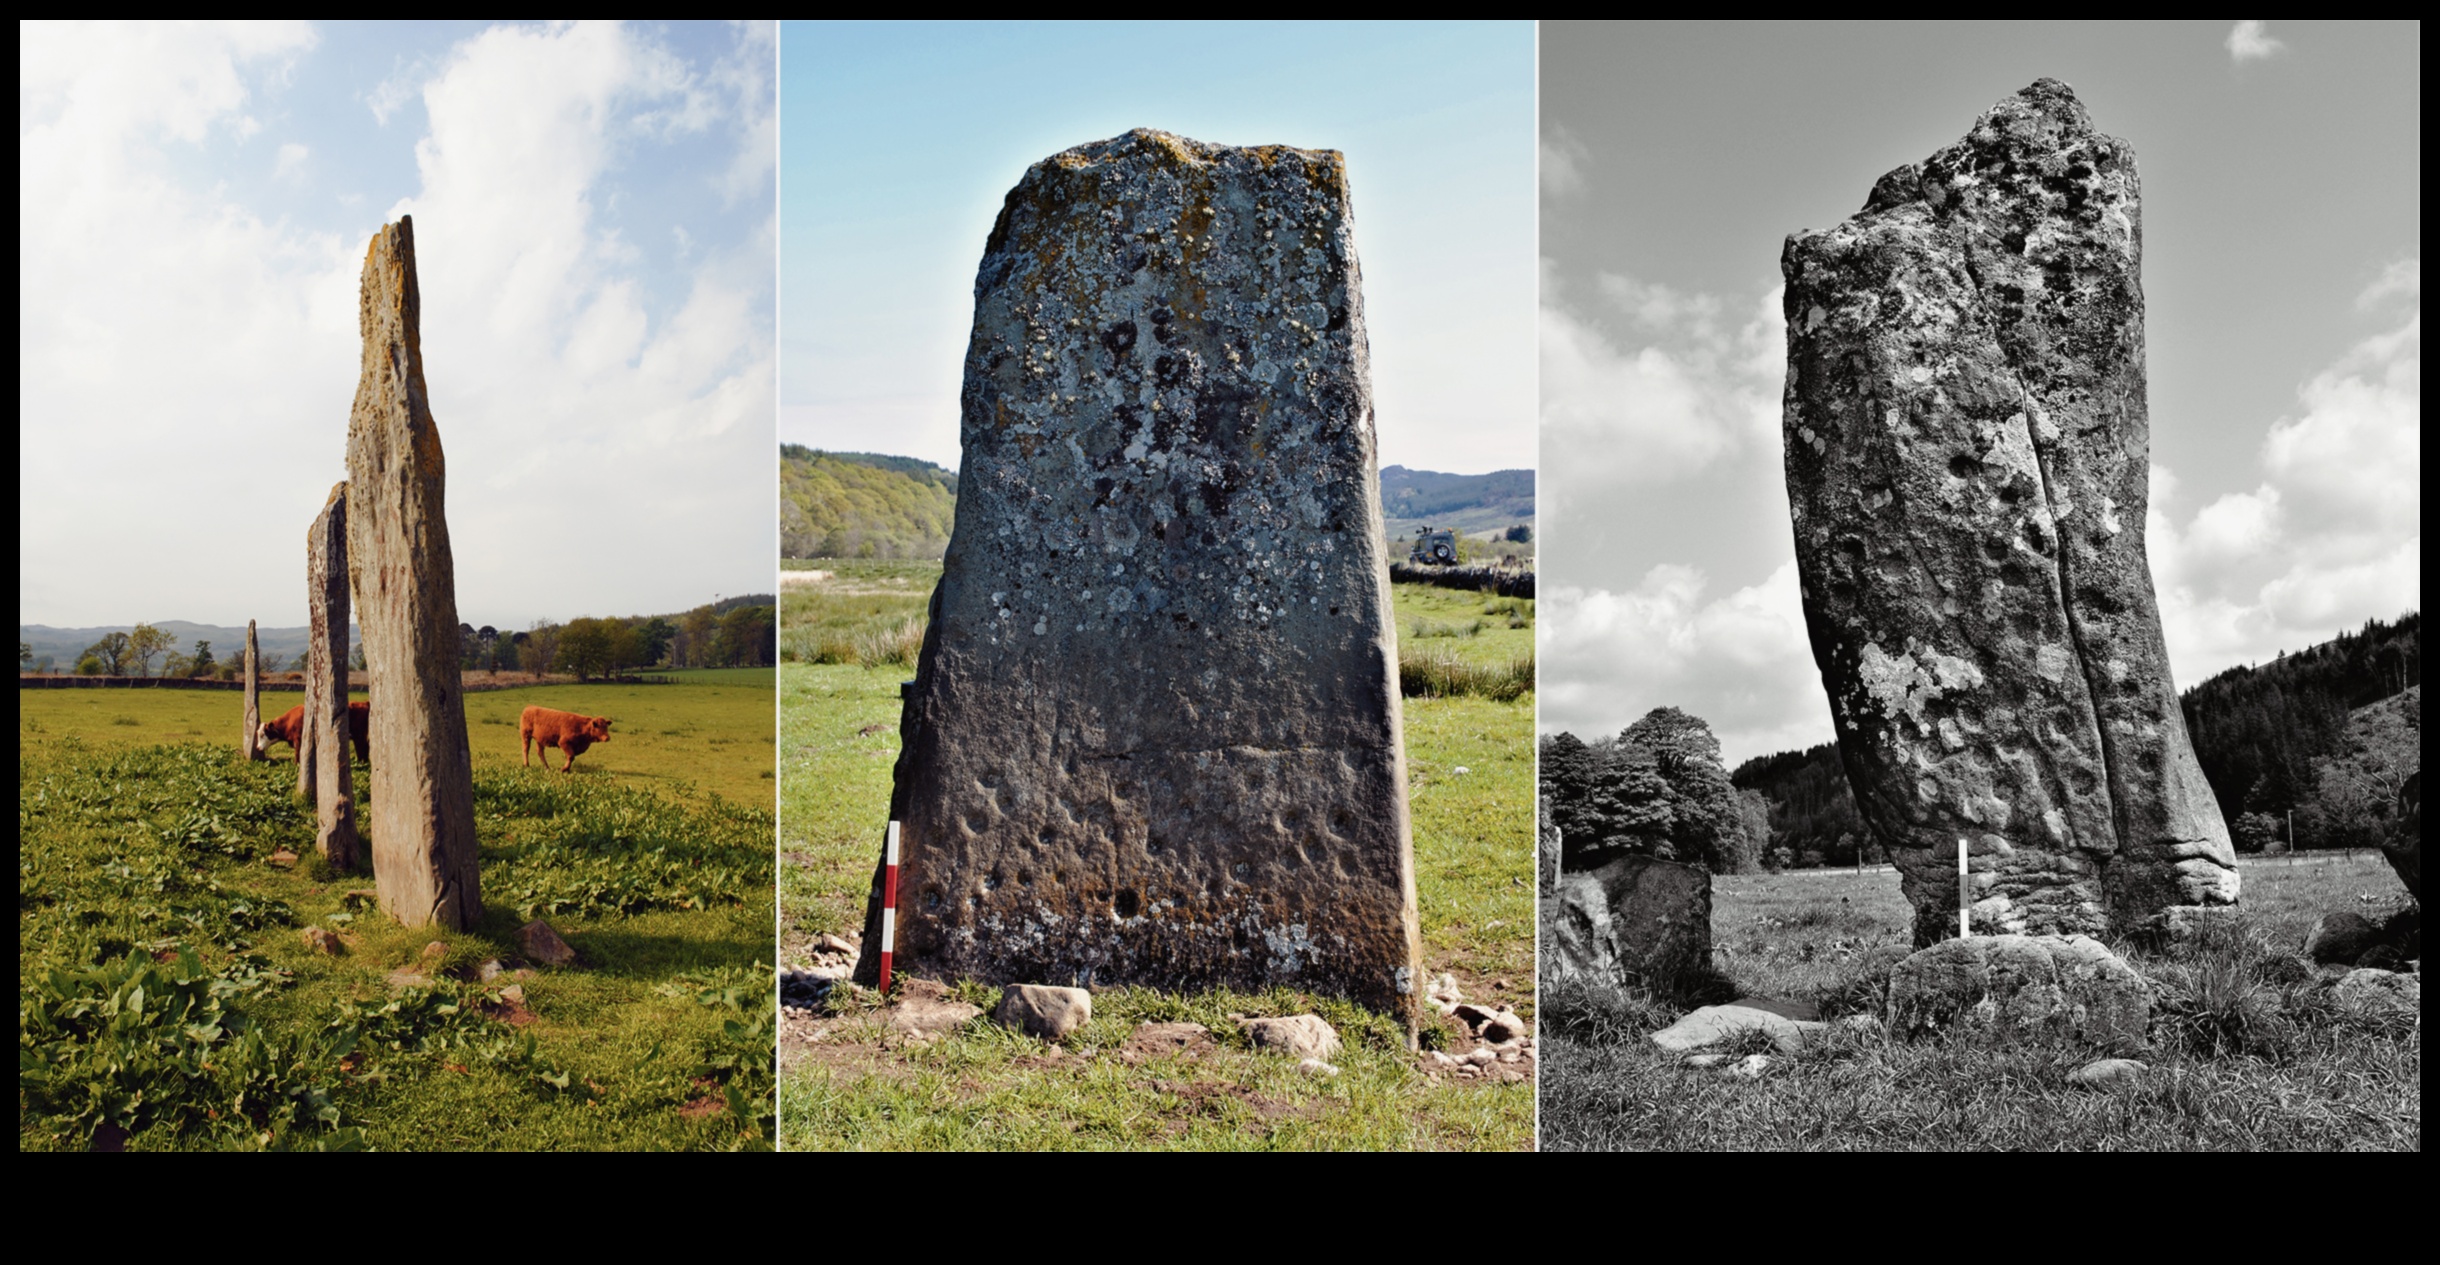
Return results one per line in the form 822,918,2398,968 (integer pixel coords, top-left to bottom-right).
306,483,360,869
240,620,261,761
345,217,479,930
1780,80,2237,945
1545,855,1711,987
851,130,1422,1024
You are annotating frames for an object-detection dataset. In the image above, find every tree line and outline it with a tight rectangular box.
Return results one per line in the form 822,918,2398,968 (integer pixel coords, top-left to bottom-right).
1723,609,2422,865
1540,706,1769,877
780,446,957,561
33,598,779,683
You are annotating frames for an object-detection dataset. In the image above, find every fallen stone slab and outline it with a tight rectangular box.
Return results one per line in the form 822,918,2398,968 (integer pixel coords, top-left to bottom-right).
2303,911,2382,966
1650,1004,1828,1055
993,983,1094,1040
2333,968,2420,1016
1242,1014,1342,1059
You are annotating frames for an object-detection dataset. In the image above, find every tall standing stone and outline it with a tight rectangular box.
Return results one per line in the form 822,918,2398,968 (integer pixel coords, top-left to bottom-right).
240,620,261,761
306,482,360,869
345,217,479,929
853,130,1422,1023
1781,80,2237,945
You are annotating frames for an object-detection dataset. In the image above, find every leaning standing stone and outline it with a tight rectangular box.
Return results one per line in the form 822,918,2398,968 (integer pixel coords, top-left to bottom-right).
853,130,1422,1025
240,619,261,761
306,482,360,868
1780,80,2237,944
345,217,479,929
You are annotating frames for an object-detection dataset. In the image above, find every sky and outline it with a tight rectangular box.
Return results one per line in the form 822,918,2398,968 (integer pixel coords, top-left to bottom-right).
20,21,777,631
1537,20,2422,765
779,20,1537,477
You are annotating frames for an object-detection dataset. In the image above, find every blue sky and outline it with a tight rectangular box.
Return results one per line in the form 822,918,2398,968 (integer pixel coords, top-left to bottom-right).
1538,21,2421,760
779,20,1536,476
21,21,776,629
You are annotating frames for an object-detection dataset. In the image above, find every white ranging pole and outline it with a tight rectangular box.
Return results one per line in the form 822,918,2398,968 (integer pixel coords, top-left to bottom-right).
879,821,901,993
1957,837,1970,940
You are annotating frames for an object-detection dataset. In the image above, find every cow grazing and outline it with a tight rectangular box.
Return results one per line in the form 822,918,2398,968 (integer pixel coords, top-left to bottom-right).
258,701,370,762
522,706,613,773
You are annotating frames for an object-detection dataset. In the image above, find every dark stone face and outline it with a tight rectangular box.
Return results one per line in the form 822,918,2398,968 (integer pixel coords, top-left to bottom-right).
861,130,1421,1020
1781,81,2236,945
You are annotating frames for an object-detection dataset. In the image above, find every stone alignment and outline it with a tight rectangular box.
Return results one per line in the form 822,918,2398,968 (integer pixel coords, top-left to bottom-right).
344,217,479,929
1781,80,2237,945
854,130,1422,1022
306,482,360,868
241,620,261,761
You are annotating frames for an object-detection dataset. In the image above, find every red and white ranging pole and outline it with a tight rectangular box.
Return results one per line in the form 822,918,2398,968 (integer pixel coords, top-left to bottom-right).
879,821,901,994
1957,838,1970,940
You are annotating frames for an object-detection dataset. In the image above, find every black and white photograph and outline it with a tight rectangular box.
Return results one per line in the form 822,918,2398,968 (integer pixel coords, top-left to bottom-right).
1534,20,2419,1150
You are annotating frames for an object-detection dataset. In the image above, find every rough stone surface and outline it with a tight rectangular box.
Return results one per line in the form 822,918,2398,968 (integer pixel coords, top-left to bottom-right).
1780,79,2237,945
852,130,1419,1021
1886,932,2152,1050
1650,1004,1826,1055
305,483,360,868
2387,769,2420,899
1451,1003,1528,1044
519,919,576,967
241,620,262,761
993,983,1094,1040
2303,911,2383,966
1242,1013,1342,1059
346,217,480,930
1545,855,1711,986
301,927,345,955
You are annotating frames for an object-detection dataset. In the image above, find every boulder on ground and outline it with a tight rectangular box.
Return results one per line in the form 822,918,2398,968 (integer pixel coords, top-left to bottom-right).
2303,911,2382,966
1241,1014,1341,1059
993,984,1093,1040
2067,1058,2147,1088
519,919,577,967
1886,933,2152,1051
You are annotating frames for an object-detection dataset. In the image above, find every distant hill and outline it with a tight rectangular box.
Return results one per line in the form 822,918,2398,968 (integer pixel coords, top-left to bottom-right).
1379,465,1535,540
781,446,957,560
771,450,1534,563
1727,610,2423,865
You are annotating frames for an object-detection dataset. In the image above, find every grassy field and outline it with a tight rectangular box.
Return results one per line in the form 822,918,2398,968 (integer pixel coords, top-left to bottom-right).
1542,854,2421,1151
18,675,776,1152
776,566,1535,1150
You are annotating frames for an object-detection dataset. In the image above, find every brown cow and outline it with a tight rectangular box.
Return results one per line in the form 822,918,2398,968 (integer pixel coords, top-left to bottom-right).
522,705,613,772
258,701,370,762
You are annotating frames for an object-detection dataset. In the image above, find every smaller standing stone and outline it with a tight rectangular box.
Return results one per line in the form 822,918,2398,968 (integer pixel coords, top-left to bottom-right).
240,620,261,761
1546,855,1712,986
992,984,1093,1040
519,919,577,967
306,483,359,868
1240,1014,1342,1059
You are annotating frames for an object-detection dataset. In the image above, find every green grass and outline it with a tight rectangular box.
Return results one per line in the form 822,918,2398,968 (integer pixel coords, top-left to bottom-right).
1540,854,2421,1150
19,681,777,1152
777,583,1535,1150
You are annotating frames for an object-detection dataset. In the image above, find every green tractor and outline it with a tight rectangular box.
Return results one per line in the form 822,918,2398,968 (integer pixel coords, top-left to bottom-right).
1408,526,1460,566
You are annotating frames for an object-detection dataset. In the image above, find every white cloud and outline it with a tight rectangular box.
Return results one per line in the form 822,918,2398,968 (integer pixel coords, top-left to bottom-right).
274,141,309,182
1539,267,1781,536
19,22,775,629
1539,125,1587,197
2151,264,2420,679
1540,561,1833,766
2225,20,2286,64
